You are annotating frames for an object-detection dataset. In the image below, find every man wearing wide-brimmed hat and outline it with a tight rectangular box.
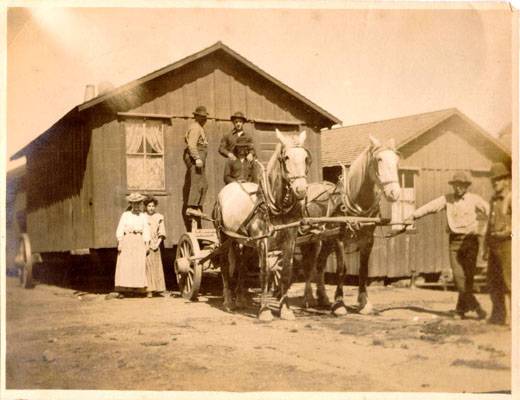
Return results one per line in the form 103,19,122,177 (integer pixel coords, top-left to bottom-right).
485,162,512,325
183,106,210,231
218,111,256,162
406,171,489,320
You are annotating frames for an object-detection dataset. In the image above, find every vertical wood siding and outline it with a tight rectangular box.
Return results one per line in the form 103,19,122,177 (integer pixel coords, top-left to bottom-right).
26,116,94,253
72,52,325,249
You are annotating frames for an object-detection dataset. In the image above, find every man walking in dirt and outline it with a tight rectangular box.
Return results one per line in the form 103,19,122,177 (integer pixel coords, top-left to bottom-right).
406,172,489,320
485,162,512,325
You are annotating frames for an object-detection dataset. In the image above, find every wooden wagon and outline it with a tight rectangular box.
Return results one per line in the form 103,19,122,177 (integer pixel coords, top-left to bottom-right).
172,206,404,300
9,42,340,289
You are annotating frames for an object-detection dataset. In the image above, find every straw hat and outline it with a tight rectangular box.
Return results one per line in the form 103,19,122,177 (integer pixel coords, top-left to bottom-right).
126,192,145,203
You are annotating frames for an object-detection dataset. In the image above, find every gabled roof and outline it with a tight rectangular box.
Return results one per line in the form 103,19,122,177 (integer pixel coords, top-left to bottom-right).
11,42,340,160
321,108,511,167
79,41,341,126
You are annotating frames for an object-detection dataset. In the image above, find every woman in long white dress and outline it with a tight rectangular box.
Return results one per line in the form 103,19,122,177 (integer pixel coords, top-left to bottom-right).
114,193,150,297
144,196,167,297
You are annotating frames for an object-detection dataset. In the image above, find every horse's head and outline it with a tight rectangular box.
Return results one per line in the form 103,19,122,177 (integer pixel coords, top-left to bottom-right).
368,135,401,202
276,129,311,200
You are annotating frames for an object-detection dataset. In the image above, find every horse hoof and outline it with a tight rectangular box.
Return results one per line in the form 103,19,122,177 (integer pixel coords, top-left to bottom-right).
303,297,316,309
332,303,348,316
259,309,274,322
223,301,236,312
280,306,296,321
358,301,374,315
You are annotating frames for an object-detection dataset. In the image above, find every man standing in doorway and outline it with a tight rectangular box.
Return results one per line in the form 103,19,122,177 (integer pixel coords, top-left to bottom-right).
182,106,209,231
486,162,512,325
406,172,489,320
219,111,256,162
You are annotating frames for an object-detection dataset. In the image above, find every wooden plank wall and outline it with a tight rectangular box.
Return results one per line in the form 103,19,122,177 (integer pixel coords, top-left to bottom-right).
25,116,94,253
90,52,325,248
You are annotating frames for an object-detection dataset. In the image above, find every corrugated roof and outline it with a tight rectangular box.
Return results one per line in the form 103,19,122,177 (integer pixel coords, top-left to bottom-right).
11,42,341,160
321,108,510,167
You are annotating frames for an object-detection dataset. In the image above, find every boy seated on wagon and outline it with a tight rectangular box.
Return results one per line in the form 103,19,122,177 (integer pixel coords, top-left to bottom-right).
223,136,259,185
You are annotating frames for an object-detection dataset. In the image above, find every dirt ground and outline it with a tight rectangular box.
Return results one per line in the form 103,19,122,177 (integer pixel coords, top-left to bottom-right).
5,274,512,393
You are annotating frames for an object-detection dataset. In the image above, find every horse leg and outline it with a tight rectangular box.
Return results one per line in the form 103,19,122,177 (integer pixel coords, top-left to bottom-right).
279,233,296,321
331,238,347,316
357,234,375,315
235,245,250,309
315,241,332,308
221,242,236,312
258,238,273,322
300,242,318,309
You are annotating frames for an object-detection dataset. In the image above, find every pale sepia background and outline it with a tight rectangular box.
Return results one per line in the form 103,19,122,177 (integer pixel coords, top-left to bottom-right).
6,4,513,167
2,1,518,399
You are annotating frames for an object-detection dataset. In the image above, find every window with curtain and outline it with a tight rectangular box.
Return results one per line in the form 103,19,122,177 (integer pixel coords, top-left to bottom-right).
125,119,165,191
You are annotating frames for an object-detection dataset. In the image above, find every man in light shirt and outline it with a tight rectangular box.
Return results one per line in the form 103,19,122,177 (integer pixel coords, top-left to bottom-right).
406,171,489,320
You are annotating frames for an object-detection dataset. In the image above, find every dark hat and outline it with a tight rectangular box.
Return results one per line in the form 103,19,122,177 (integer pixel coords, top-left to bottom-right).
126,192,145,203
230,111,247,122
143,195,158,206
193,106,209,117
489,163,511,180
448,172,472,185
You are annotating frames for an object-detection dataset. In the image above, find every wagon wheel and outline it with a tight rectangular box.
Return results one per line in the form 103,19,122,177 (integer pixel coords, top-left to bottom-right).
174,233,203,300
15,233,34,289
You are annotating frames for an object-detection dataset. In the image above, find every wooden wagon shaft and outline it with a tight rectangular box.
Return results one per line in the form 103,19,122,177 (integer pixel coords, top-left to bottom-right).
301,216,384,225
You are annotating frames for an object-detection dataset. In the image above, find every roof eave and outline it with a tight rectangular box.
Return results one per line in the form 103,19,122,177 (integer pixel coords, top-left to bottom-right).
10,107,79,160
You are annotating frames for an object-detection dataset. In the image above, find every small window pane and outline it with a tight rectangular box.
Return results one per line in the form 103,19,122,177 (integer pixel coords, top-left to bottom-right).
125,122,144,154
127,156,145,189
403,172,414,188
144,157,165,190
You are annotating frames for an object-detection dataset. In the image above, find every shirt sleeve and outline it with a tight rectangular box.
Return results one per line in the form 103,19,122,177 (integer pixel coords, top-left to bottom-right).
116,212,126,242
473,194,490,218
186,124,201,159
219,134,232,158
247,132,258,157
413,196,447,219
157,214,166,238
223,161,234,184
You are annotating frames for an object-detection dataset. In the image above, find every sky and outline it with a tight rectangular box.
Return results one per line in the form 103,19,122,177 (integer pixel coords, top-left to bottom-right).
5,3,514,170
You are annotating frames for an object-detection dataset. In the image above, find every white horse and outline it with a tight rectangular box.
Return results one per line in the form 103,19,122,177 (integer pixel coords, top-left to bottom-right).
301,135,401,315
214,129,311,321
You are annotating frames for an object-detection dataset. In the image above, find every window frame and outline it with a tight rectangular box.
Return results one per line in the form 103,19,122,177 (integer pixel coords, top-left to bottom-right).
391,168,418,230
124,118,167,193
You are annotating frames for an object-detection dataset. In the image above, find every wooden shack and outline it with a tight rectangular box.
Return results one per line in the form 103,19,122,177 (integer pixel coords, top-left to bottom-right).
10,42,340,258
321,108,511,278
